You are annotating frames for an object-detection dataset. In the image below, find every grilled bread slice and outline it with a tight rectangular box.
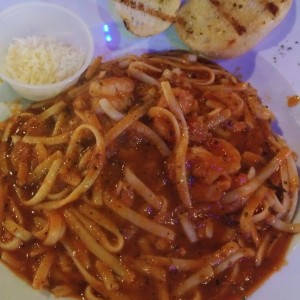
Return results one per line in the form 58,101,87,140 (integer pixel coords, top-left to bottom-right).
175,0,292,58
113,0,181,37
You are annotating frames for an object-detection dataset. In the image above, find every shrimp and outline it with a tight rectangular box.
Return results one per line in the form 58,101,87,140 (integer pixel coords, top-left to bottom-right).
203,90,244,117
89,77,135,111
187,138,241,202
189,138,241,181
158,87,199,115
151,88,199,143
190,174,232,203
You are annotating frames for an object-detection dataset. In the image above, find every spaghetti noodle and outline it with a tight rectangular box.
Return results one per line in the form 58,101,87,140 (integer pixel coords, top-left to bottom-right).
0,51,299,300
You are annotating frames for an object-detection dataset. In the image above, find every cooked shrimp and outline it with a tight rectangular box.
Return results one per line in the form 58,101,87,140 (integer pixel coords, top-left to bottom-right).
203,90,244,117
189,138,241,181
89,77,135,111
190,174,232,202
151,88,199,143
158,87,199,115
187,138,241,202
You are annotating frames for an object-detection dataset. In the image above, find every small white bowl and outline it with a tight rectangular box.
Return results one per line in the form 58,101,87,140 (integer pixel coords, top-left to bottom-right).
0,2,94,101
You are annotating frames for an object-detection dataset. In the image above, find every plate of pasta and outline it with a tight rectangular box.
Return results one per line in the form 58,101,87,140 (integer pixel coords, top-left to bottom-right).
0,1,300,300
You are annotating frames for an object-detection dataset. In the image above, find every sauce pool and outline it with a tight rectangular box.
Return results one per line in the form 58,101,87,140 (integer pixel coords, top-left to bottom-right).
287,95,300,107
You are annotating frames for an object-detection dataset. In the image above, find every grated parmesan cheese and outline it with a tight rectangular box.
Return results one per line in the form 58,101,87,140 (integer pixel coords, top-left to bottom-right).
3,36,85,85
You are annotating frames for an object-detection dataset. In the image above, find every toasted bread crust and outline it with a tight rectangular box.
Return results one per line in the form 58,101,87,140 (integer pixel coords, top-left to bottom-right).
114,0,181,37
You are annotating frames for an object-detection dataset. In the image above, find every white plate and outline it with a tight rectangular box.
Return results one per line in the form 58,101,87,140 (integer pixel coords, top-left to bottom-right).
0,0,299,299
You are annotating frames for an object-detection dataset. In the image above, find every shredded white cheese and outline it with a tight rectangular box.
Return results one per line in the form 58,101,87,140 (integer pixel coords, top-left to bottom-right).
3,36,85,84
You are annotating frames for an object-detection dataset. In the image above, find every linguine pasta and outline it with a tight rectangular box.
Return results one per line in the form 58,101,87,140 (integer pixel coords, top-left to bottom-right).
0,51,299,300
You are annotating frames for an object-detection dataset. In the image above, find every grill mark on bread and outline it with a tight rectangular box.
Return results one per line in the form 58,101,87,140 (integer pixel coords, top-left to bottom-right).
259,0,292,17
115,0,177,23
209,0,246,35
266,1,279,17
